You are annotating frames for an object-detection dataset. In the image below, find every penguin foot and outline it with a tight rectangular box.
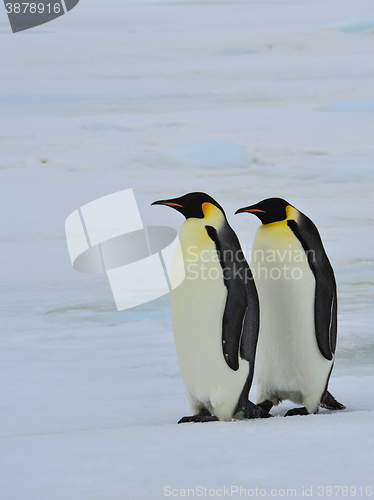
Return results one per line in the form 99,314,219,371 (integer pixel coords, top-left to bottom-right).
257,400,274,413
178,415,219,424
178,408,219,424
320,391,346,410
284,407,309,417
243,400,272,419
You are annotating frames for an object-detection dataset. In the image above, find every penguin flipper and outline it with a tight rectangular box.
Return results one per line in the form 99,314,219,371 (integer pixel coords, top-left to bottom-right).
205,225,259,372
287,214,337,361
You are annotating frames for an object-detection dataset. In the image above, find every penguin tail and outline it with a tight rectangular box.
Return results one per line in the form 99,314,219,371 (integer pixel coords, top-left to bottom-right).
320,391,346,410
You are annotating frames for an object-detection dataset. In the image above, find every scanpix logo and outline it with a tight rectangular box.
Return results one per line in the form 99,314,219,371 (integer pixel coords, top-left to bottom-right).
4,0,79,33
65,189,185,311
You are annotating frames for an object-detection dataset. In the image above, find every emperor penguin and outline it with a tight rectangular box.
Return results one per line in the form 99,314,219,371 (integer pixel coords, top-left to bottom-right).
152,192,270,423
236,198,345,416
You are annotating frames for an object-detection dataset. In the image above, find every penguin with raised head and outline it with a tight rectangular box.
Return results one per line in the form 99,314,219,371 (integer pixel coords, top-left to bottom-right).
236,198,345,416
152,192,270,423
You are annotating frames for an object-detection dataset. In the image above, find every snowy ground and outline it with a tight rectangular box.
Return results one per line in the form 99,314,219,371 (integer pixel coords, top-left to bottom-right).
1,1,374,499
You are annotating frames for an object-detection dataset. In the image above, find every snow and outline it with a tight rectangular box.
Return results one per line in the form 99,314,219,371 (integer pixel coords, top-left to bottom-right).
320,16,374,33
320,100,374,113
1,0,373,498
159,139,250,169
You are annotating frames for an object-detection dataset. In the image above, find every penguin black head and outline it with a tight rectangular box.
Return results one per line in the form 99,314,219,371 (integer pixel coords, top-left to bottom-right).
235,198,292,225
152,192,225,220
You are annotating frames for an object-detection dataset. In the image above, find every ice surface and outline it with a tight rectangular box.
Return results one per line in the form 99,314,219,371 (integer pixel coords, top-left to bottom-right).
158,139,250,169
0,0,373,498
217,48,260,56
320,16,374,33
320,100,374,113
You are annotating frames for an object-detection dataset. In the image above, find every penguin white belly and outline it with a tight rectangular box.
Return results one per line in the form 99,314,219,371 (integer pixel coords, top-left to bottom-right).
170,224,249,421
252,223,333,413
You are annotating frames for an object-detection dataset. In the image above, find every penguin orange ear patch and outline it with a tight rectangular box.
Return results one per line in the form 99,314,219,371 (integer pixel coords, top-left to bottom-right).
202,202,214,217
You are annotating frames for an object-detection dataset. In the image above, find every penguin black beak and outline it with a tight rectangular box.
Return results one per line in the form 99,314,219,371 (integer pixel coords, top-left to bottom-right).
151,198,186,218
151,199,184,208
235,206,266,215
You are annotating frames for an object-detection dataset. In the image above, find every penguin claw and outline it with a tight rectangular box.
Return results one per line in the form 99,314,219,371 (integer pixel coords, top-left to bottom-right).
320,391,346,410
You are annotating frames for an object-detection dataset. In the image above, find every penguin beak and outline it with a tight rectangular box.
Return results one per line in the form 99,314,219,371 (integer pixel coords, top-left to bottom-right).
235,206,266,215
152,200,183,207
151,198,185,215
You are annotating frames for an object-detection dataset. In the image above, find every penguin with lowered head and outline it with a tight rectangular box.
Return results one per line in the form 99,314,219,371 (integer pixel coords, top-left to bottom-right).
152,192,270,423
236,198,345,416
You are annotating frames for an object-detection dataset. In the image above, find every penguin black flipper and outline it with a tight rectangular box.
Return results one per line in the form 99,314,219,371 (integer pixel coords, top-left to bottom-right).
287,213,337,361
205,225,260,372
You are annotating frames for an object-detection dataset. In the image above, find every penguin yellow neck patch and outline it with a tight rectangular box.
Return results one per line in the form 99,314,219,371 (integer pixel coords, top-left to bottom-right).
179,203,225,251
258,205,299,244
